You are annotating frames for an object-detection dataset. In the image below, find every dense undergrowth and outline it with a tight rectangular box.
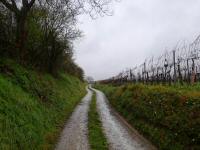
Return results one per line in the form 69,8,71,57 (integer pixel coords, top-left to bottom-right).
0,59,86,150
95,83,200,150
88,92,108,150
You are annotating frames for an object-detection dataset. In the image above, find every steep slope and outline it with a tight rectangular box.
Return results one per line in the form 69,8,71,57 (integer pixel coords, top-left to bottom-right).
0,59,86,150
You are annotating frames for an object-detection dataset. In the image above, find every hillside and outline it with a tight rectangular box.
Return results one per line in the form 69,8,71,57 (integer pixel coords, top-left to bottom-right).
0,59,86,150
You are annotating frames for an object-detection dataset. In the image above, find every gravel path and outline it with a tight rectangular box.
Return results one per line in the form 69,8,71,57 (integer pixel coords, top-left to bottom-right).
55,87,92,150
93,88,157,150
55,86,156,150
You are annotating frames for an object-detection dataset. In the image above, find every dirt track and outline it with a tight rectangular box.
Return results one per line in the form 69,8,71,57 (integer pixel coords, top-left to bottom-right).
55,87,156,150
93,88,156,150
55,88,92,150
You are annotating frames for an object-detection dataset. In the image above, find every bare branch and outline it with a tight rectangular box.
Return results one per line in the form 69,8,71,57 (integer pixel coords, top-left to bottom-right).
0,0,19,13
28,0,35,9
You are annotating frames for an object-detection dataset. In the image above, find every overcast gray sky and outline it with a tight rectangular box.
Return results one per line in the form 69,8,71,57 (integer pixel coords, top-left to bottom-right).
74,0,200,80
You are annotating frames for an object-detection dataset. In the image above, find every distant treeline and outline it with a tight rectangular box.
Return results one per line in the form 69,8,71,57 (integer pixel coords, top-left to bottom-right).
0,0,113,80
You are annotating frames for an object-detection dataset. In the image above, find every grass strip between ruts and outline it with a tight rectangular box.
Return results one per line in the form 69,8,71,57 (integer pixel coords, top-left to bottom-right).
88,91,109,150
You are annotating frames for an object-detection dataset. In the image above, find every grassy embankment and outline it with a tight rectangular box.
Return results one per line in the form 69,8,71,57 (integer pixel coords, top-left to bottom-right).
95,84,200,150
0,59,86,150
88,92,109,150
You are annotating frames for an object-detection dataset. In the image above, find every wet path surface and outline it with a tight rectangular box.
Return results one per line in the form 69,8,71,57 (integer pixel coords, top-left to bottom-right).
93,88,156,150
55,87,92,150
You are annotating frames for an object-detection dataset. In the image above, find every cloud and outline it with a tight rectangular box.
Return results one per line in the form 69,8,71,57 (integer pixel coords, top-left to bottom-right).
75,0,200,80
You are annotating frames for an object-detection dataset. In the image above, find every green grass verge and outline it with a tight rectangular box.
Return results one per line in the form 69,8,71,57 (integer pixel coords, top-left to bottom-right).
88,92,109,150
0,58,86,150
95,83,200,150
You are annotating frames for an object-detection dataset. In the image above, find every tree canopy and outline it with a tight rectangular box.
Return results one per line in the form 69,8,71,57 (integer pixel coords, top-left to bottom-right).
0,0,114,79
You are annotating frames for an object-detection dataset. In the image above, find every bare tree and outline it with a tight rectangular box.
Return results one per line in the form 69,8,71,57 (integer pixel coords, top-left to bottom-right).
0,0,35,60
0,0,114,61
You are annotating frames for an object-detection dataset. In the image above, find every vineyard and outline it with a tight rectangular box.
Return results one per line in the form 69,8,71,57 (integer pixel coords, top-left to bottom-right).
96,34,200,150
101,35,200,85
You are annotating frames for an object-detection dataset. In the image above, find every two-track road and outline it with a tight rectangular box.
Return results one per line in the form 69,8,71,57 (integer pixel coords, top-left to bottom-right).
55,86,156,150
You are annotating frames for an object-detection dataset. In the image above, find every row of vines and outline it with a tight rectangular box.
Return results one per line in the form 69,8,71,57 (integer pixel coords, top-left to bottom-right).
101,35,200,85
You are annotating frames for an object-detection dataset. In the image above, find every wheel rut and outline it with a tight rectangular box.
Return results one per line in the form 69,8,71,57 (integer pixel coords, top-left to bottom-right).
55,87,92,150
55,87,156,150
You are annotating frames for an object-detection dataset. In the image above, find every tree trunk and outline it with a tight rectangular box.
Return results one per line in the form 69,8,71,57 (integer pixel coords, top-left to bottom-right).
191,59,195,84
15,13,27,63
